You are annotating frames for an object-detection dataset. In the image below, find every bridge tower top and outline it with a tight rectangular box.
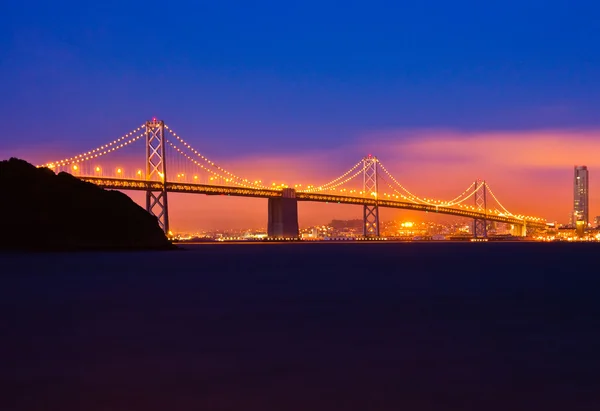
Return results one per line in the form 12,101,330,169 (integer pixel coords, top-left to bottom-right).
145,119,166,181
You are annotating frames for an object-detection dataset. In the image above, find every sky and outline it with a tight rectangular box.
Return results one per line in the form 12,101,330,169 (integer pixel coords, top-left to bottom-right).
2,1,600,230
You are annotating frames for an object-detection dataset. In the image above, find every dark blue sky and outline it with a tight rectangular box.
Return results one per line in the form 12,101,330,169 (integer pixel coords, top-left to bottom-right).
2,0,599,159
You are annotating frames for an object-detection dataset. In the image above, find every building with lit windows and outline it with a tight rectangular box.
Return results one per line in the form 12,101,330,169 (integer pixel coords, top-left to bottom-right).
573,165,589,227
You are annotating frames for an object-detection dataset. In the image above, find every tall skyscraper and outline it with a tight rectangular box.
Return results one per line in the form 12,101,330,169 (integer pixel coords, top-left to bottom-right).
573,165,589,227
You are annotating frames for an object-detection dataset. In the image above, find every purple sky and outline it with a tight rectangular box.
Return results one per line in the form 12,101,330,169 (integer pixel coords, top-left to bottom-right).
2,0,600,229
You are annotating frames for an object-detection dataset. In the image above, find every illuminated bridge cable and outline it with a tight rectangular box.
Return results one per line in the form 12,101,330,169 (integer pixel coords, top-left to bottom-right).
300,164,366,193
164,125,266,188
445,181,477,204
379,177,488,212
440,181,486,206
43,133,145,171
379,175,480,206
484,182,517,218
380,177,521,221
379,175,421,204
301,167,365,193
166,139,235,183
300,160,364,192
42,133,144,177
166,139,268,189
380,173,485,210
40,124,146,168
378,160,480,206
165,140,267,189
377,161,443,205
484,182,544,223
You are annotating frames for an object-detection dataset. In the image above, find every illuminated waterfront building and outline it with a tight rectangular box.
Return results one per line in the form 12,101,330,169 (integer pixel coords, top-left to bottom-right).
573,165,589,227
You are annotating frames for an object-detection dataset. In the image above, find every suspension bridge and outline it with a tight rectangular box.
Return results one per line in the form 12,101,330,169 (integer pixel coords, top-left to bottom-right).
39,118,547,238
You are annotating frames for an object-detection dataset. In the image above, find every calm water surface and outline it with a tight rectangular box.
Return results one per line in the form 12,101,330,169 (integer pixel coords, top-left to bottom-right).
1,242,599,411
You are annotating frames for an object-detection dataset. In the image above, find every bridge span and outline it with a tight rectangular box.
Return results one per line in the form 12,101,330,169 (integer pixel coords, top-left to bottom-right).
39,118,547,239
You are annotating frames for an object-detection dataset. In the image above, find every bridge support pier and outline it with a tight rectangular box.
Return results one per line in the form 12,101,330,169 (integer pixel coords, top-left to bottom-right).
510,223,527,237
268,188,299,238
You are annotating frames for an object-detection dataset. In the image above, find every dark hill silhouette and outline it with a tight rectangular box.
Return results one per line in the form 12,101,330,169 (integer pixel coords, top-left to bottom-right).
0,158,172,251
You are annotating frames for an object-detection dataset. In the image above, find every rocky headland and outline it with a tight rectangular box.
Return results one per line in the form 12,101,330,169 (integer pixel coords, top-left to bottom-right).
0,158,173,251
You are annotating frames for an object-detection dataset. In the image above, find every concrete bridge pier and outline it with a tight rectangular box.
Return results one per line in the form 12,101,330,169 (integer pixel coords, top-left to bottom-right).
510,222,527,237
268,188,299,238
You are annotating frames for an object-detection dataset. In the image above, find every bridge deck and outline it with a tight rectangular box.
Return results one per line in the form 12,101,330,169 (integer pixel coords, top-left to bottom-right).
79,177,546,228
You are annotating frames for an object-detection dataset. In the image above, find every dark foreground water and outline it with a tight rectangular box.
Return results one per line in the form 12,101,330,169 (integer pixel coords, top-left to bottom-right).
1,242,600,411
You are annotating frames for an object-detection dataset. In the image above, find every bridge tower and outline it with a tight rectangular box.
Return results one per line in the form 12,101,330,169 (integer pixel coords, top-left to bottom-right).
145,118,170,234
363,155,380,237
473,179,487,238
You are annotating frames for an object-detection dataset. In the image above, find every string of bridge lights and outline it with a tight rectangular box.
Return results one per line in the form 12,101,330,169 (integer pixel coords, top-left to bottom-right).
379,177,505,215
380,175,481,206
378,161,448,205
299,159,478,207
439,180,485,206
31,121,545,223
380,173,510,215
483,182,517,218
445,181,477,204
378,160,482,207
41,124,146,168
300,164,366,193
298,160,365,193
302,168,364,194
42,133,145,169
378,176,422,204
304,170,535,223
164,125,266,188
477,183,545,222
165,139,269,189
379,177,483,208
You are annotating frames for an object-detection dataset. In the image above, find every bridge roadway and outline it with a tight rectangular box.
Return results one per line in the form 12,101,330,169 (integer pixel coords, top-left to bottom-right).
79,176,545,229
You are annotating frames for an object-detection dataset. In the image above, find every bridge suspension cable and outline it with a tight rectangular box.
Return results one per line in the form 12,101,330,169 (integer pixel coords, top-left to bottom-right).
40,124,146,168
165,139,269,189
164,125,267,188
300,161,365,193
378,175,421,204
378,160,480,206
379,174,484,208
42,132,145,170
484,182,518,218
